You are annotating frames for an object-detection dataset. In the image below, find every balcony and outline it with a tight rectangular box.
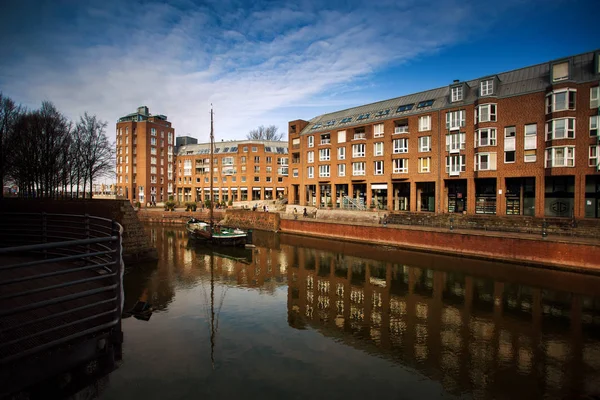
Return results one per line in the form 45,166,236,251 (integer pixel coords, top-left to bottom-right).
394,126,409,134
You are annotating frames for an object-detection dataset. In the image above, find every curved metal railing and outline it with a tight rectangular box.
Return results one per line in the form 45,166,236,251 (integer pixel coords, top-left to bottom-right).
0,212,124,366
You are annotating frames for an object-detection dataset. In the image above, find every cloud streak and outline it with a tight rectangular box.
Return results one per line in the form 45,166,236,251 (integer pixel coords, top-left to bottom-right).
0,0,542,142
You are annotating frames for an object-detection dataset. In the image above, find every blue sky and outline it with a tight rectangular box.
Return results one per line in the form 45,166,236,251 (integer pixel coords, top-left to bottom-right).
0,0,597,143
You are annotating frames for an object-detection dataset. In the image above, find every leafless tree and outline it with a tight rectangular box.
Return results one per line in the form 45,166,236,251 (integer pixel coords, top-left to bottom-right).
0,93,22,198
76,113,114,199
247,125,284,141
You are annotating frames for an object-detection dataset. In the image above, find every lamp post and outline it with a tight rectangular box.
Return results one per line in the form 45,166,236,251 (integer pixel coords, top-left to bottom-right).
541,220,548,238
449,217,454,231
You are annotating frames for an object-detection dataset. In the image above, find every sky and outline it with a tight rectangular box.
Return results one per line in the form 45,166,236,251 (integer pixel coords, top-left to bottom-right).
0,0,598,144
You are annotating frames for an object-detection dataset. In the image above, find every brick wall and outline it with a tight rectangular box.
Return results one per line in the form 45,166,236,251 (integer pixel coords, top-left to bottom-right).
222,209,279,232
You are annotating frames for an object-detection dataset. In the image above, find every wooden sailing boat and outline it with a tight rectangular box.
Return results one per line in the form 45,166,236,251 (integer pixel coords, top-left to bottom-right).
186,106,249,247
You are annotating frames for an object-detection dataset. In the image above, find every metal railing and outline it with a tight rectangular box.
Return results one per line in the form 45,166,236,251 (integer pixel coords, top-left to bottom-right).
0,212,124,365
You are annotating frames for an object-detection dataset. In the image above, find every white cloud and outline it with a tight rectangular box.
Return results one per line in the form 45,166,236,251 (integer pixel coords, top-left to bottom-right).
0,0,531,142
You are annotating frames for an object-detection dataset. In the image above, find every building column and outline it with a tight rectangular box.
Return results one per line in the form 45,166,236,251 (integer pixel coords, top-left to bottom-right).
497,177,506,215
467,178,476,215
411,181,418,212
536,175,545,218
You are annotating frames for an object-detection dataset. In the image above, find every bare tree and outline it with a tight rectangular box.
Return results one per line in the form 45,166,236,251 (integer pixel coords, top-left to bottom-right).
0,93,22,198
76,113,114,199
247,125,284,141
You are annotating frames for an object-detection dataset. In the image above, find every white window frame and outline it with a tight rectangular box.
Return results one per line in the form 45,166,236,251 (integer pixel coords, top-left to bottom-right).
475,128,497,147
338,163,346,177
373,142,384,156
591,86,599,109
546,118,575,140
504,126,516,164
393,138,408,154
474,152,497,171
374,160,384,175
337,130,346,143
418,136,431,152
446,110,465,130
319,165,330,178
418,157,431,173
352,143,365,158
446,155,466,175
552,61,569,82
446,132,466,153
307,151,314,163
308,136,314,148
319,148,330,161
476,104,497,123
394,123,409,134
451,86,463,102
352,162,366,176
545,146,575,168
307,166,314,178
293,169,299,178
418,115,431,132
393,158,408,174
480,79,493,96
183,160,192,176
589,145,599,168
337,147,346,160
545,89,576,113
590,115,599,137
524,124,537,151
320,133,331,145
373,123,384,138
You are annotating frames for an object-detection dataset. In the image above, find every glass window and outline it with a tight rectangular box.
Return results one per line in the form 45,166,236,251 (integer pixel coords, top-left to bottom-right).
480,79,493,96
374,142,384,156
393,138,408,153
451,86,463,102
418,115,431,131
374,160,384,175
337,147,345,160
418,136,431,152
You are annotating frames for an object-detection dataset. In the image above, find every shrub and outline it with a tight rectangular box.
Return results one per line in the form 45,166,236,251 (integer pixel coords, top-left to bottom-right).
228,198,233,206
185,202,197,211
135,201,141,209
164,201,176,211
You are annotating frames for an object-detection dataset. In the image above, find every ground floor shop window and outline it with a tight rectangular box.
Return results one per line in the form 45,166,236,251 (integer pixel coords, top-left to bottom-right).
585,175,600,218
446,179,467,213
335,184,348,208
392,182,410,211
371,186,387,209
306,185,316,206
320,184,331,207
417,182,435,212
475,178,496,214
241,190,248,201
544,176,574,217
505,177,535,216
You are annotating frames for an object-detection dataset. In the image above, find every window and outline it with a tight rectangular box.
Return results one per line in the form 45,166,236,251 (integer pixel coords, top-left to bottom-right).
373,142,384,156
394,123,409,134
253,176,260,182
254,156,260,163
475,152,497,171
252,146,258,152
307,166,314,178
308,136,314,148
151,128,156,136
589,146,599,167
150,137,157,145
340,117,352,123
150,147,157,155
546,89,576,113
374,160,384,175
319,165,330,177
150,156,156,165
337,147,346,160
319,148,330,161
546,118,575,140
293,169,299,178
183,160,192,176
352,162,366,176
353,129,366,140
419,157,431,173
446,155,466,175
446,132,466,152
417,100,434,108
590,115,599,137
524,124,537,160
418,136,431,152
591,87,599,109
475,128,497,147
397,104,414,112
480,79,493,96
243,146,248,152
307,151,314,163
337,130,346,143
446,110,465,130
241,156,247,164
390,138,408,154
552,61,569,82
254,166,260,173
352,144,365,158
476,104,497,123
451,86,463,102
357,113,370,120
168,132,173,144
392,158,408,173
320,133,331,144
419,115,431,131
338,163,345,177
373,123,384,138
266,156,272,163
545,146,575,167
504,126,516,163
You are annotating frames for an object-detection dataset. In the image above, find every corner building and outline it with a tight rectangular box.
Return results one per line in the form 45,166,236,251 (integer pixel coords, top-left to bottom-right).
288,50,600,218
115,106,175,204
175,140,289,204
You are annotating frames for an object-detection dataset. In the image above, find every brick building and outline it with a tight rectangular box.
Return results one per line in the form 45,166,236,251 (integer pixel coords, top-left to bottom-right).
288,50,600,218
115,106,175,205
174,140,289,205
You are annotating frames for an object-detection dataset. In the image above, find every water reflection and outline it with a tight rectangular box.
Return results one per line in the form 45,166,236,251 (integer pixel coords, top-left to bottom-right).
100,225,600,400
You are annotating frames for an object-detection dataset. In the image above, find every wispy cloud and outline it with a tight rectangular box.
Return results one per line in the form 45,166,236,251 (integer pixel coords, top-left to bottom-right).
0,0,543,141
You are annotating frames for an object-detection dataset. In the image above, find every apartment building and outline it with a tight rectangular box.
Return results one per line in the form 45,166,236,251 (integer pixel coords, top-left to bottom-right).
288,50,600,218
115,106,175,204
175,140,289,204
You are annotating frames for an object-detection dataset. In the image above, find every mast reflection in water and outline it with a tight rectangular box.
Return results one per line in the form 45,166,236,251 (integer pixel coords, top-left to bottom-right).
99,224,600,400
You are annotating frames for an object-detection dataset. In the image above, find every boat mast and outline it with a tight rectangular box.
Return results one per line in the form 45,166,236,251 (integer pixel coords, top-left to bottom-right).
209,106,214,233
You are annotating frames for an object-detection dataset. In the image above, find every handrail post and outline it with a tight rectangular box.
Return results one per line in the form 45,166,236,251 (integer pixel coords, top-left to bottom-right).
42,212,47,259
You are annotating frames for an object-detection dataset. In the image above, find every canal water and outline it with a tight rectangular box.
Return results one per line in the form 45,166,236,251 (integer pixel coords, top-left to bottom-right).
99,224,600,399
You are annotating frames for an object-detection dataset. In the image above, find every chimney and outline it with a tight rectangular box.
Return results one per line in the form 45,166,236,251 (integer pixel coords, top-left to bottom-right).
453,79,460,83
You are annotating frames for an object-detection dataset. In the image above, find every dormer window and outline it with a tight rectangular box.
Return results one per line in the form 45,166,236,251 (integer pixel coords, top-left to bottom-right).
451,86,463,102
480,79,494,96
552,61,569,82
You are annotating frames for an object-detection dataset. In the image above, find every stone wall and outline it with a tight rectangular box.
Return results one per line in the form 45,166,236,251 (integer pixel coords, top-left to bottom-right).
280,218,600,272
0,199,156,264
222,209,279,232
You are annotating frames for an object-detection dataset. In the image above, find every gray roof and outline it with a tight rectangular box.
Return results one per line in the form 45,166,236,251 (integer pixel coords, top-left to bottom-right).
177,139,288,156
301,50,600,135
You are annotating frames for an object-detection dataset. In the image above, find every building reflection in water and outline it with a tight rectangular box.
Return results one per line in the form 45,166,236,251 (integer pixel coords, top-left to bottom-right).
283,234,600,399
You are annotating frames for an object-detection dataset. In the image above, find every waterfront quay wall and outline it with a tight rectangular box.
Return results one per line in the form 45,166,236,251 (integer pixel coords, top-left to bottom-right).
279,218,600,272
0,198,156,264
